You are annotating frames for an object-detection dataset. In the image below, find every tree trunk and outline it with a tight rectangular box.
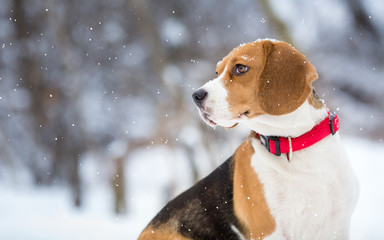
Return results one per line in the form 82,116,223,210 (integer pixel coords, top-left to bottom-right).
111,156,127,214
258,0,294,44
13,0,48,184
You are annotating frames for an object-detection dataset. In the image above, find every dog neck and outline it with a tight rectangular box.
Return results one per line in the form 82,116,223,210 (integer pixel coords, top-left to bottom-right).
240,101,328,138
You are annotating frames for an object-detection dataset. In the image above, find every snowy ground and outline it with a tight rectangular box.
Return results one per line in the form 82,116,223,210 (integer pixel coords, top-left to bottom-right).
0,136,383,240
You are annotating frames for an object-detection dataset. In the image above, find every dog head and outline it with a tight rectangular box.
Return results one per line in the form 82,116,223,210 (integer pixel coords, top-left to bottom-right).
192,39,318,128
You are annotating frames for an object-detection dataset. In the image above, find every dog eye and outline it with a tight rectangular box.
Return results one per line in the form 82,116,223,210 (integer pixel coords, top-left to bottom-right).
233,64,249,75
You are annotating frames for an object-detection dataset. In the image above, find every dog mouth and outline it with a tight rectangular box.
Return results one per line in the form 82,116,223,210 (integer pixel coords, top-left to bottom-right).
199,109,250,127
200,110,217,126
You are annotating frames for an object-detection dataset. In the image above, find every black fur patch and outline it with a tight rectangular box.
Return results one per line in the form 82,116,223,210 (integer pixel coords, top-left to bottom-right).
148,157,243,240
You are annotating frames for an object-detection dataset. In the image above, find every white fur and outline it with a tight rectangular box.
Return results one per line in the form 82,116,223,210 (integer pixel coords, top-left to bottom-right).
198,66,238,128
231,224,246,240
239,101,328,137
248,103,359,239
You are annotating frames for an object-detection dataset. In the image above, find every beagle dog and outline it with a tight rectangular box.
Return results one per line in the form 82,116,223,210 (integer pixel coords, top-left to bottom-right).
138,39,358,240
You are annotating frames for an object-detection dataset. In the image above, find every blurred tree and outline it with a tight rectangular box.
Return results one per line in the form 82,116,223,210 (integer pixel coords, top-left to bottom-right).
346,0,381,43
111,155,127,214
13,0,84,206
13,0,49,184
258,0,294,45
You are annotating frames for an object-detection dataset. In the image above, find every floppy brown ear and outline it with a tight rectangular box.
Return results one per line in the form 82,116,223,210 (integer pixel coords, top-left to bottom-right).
257,41,318,115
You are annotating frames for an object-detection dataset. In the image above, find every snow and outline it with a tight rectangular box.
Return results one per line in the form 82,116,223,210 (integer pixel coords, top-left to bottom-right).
160,18,188,46
346,137,384,239
0,136,383,240
0,186,145,240
255,38,280,43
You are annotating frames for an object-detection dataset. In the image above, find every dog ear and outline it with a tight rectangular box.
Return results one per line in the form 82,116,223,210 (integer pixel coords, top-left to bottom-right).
257,41,318,115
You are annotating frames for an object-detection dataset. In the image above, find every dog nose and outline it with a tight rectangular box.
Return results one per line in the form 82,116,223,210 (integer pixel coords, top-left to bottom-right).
192,89,208,107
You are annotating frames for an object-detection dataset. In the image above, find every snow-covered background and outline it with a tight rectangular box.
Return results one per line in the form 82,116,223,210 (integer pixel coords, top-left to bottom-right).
0,0,383,239
0,137,383,239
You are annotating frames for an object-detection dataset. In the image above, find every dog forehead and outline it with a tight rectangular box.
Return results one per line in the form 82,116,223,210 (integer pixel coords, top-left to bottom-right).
217,41,264,71
233,41,263,55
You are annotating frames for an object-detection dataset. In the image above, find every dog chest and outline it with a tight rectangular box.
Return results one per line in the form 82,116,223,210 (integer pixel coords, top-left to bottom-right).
249,136,358,239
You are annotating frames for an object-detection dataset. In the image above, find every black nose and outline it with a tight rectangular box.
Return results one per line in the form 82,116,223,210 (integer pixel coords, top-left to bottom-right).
192,89,208,107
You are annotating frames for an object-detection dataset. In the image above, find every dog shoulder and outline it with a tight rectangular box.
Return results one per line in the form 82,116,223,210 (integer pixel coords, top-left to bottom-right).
138,156,244,240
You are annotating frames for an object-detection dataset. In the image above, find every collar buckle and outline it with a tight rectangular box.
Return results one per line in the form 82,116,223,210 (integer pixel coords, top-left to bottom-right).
259,135,281,156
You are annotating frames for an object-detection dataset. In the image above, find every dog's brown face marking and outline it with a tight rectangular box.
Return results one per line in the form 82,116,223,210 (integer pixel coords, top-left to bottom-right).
217,40,319,118
216,42,266,119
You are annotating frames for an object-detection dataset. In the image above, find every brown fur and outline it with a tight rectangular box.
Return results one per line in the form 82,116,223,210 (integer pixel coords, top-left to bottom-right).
233,132,276,239
139,227,191,240
258,41,318,114
217,40,318,118
308,89,324,109
217,42,266,119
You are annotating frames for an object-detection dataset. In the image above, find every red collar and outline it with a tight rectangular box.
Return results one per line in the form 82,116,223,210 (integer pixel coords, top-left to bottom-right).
256,110,339,159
